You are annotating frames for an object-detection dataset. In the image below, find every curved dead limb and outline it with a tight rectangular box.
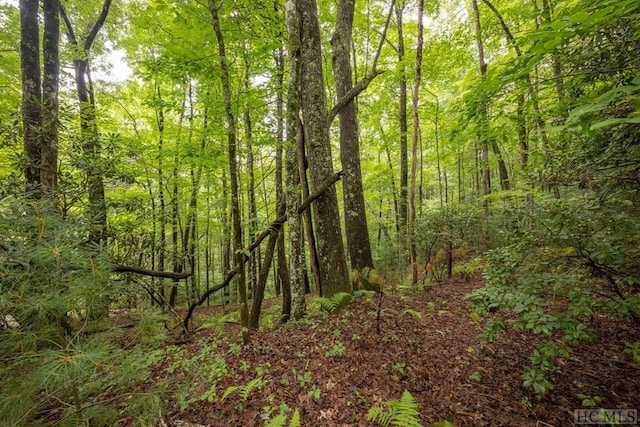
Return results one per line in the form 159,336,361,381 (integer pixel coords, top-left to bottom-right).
112,265,191,280
182,171,345,333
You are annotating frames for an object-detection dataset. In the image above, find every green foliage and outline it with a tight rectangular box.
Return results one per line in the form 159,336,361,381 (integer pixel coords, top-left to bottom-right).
323,340,346,358
315,292,353,314
467,194,639,398
624,342,640,364
577,393,602,408
221,376,266,402
402,309,423,320
367,390,422,427
265,408,301,427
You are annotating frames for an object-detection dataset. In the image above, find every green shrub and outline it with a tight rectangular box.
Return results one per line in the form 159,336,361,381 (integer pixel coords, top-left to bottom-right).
467,194,640,398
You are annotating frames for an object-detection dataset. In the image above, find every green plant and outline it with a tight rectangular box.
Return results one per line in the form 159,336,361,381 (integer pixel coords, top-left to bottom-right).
323,340,346,358
624,341,640,363
466,194,639,398
392,363,406,375
265,408,301,427
402,309,422,320
469,371,482,382
222,377,266,402
367,390,422,427
577,393,602,408
307,384,321,400
295,370,312,388
315,292,353,313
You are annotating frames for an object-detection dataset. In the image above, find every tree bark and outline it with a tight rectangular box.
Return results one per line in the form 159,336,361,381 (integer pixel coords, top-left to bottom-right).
394,2,409,263
471,0,491,225
285,0,307,319
274,41,288,301
60,0,112,245
331,0,375,272
297,0,350,297
41,0,59,196
20,0,42,195
211,0,250,344
409,0,425,285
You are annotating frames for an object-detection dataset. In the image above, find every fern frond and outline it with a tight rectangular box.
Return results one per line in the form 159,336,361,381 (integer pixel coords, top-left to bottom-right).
316,292,353,313
368,390,422,427
222,377,265,401
354,289,377,299
368,405,394,426
402,309,422,320
289,409,301,427
265,413,287,427
265,408,301,427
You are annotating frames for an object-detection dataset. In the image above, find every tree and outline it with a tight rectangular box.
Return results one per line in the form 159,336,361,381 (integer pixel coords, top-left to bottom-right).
296,0,350,297
284,0,306,319
409,0,425,285
60,0,113,244
331,0,374,272
19,0,59,197
19,0,42,195
210,0,250,344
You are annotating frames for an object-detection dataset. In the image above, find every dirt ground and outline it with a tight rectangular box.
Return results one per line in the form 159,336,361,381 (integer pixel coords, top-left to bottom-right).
147,273,640,426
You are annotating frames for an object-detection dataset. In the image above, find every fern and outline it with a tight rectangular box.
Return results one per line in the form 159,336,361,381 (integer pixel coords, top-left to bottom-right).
221,377,265,401
367,390,422,427
354,289,377,299
265,409,301,427
315,292,353,313
402,309,423,320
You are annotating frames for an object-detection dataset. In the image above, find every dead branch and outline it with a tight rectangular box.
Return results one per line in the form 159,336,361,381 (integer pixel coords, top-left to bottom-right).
112,265,191,280
182,171,345,333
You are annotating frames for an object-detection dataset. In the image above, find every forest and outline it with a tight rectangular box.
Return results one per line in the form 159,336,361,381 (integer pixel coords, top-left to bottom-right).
0,0,639,425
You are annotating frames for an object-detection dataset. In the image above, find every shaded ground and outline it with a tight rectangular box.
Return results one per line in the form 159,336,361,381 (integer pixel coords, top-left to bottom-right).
145,274,640,426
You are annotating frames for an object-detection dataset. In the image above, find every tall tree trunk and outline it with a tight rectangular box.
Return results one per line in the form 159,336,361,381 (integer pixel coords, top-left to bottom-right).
409,0,424,285
20,0,42,195
155,85,167,305
517,94,528,171
211,0,250,344
244,57,259,298
297,0,350,297
395,2,408,262
274,41,289,300
471,0,491,225
60,0,113,245
331,0,375,272
41,0,59,196
297,132,321,294
285,0,306,319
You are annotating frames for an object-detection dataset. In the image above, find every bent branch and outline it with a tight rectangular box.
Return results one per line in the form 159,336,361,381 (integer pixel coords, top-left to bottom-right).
182,171,345,333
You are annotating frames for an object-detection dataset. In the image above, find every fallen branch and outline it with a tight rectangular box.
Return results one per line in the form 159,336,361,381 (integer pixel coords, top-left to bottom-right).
183,171,345,333
112,265,191,280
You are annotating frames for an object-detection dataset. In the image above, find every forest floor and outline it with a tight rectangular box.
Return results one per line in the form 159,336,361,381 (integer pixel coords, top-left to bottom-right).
138,273,639,427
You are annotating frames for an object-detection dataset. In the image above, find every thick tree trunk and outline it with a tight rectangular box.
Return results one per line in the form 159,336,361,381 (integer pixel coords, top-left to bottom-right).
331,0,375,272
41,0,59,196
274,43,288,300
20,0,42,195
297,0,350,297
285,0,307,319
211,0,250,344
